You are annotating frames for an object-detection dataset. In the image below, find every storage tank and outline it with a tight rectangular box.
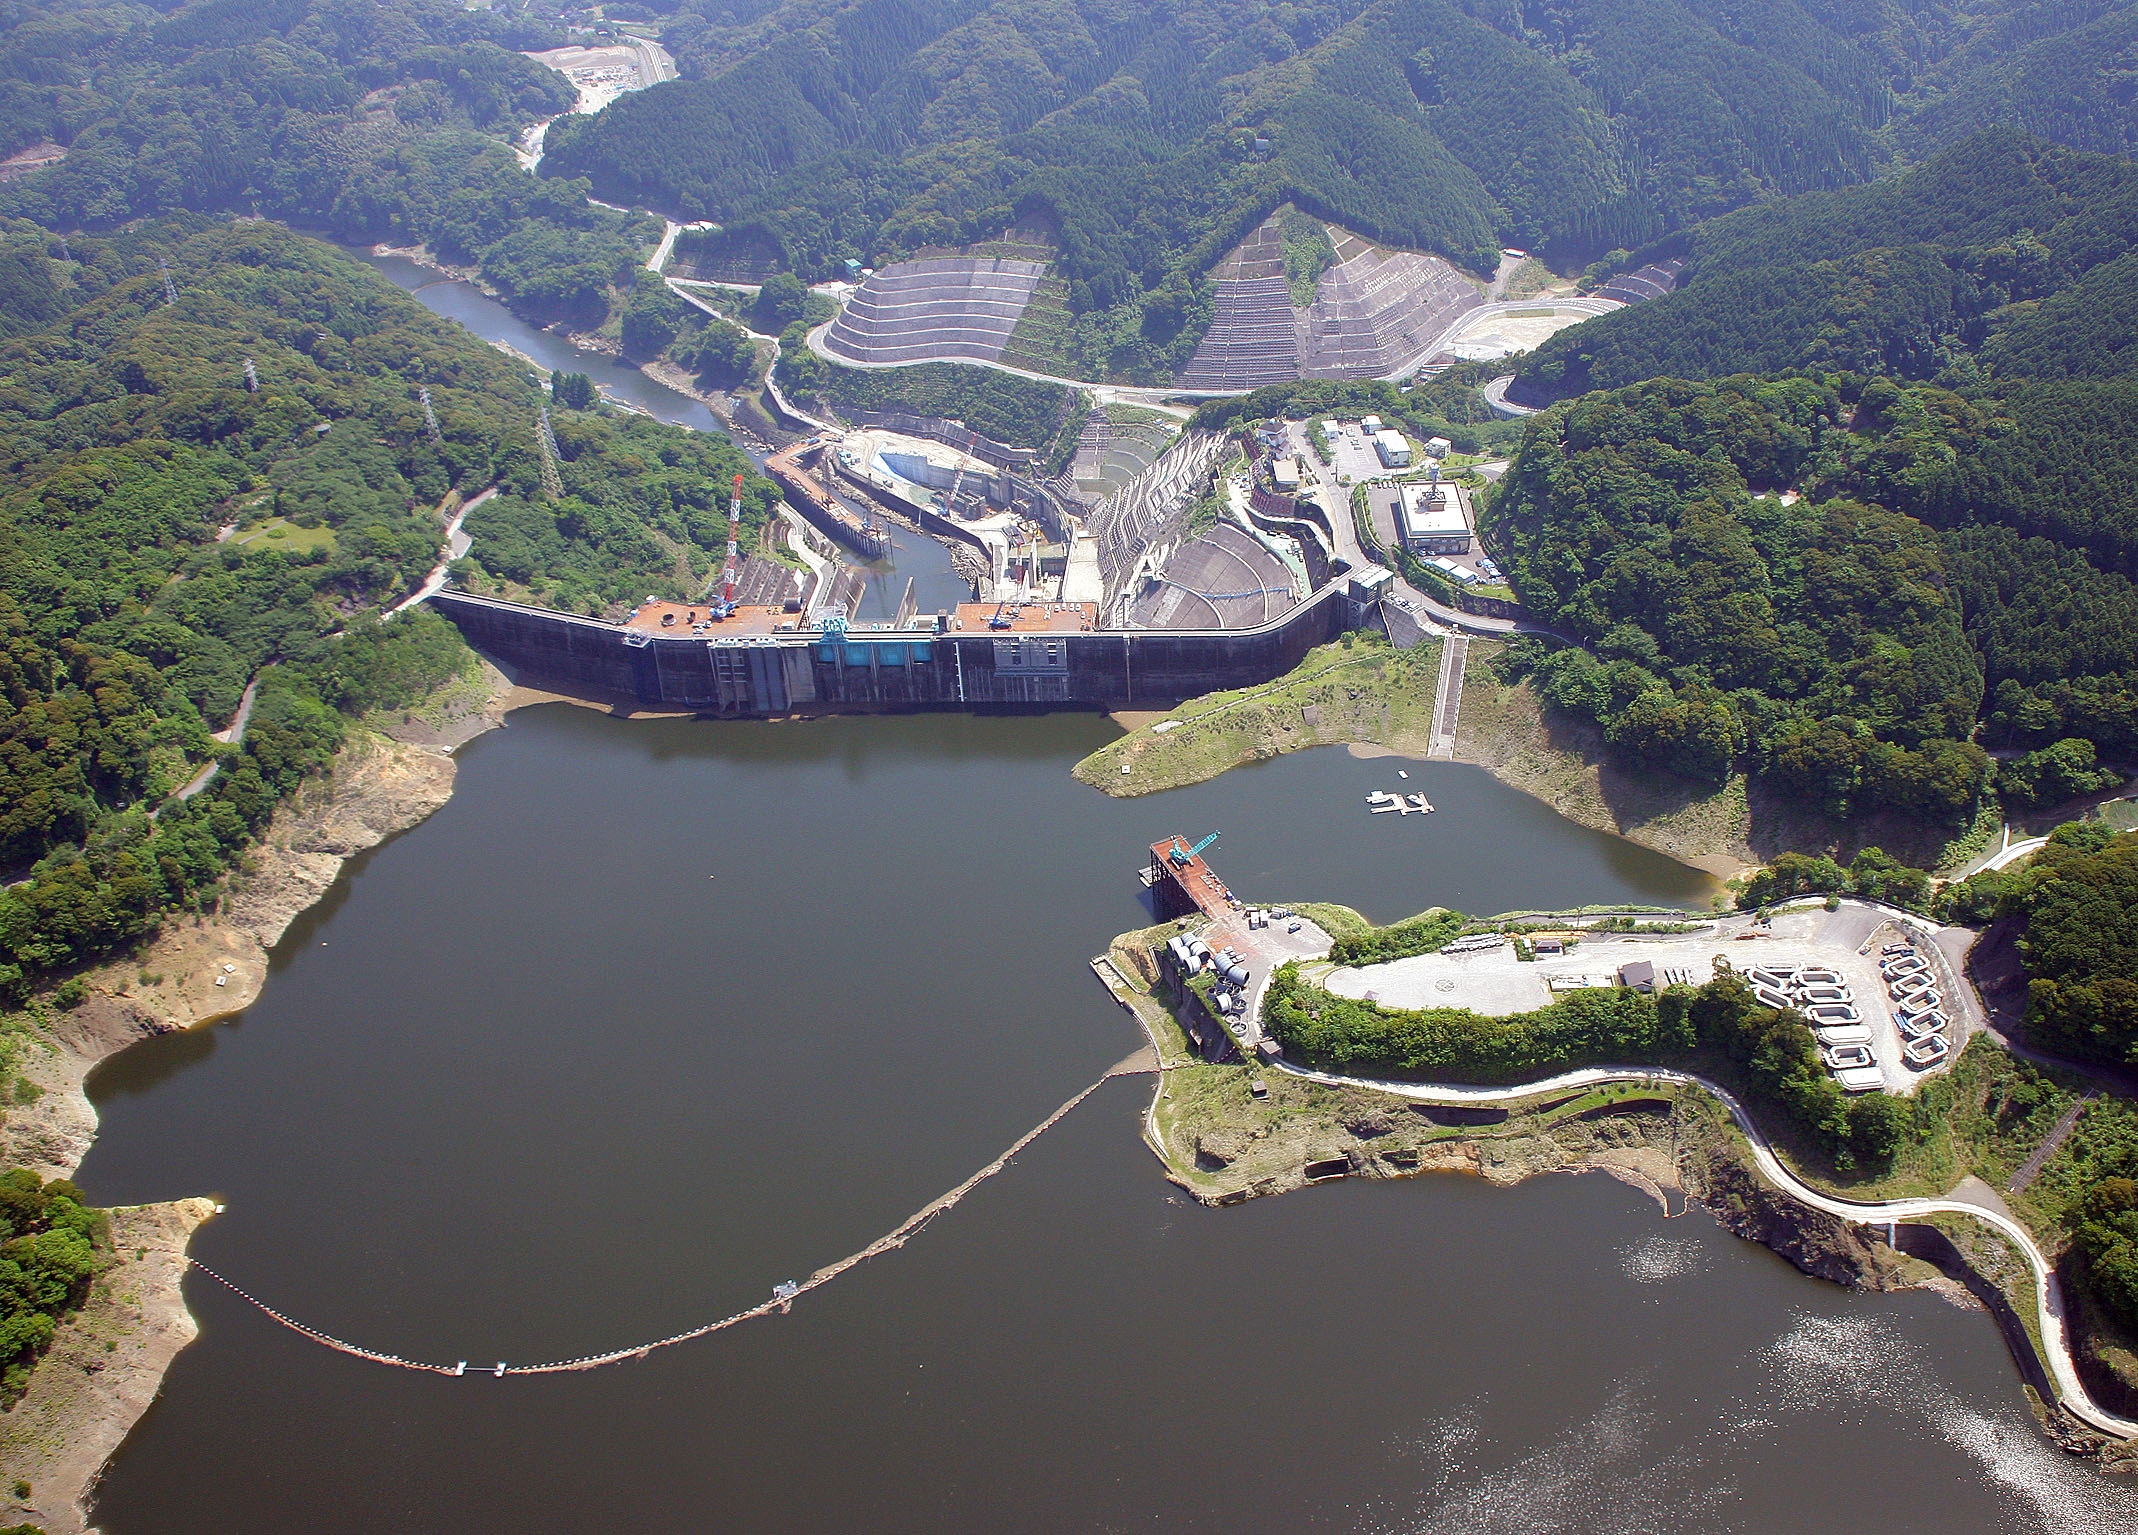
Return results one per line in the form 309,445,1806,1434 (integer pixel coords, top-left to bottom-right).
1223,963,1249,986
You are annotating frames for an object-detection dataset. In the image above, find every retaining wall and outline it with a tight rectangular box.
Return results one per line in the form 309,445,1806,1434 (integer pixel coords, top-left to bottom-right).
430,583,1359,716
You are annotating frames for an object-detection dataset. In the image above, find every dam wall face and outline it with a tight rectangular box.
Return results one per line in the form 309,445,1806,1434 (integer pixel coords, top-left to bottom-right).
429,587,1357,715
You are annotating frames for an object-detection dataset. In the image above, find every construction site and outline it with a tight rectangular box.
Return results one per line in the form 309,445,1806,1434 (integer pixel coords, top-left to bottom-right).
432,398,1410,713
433,200,1572,716
1176,215,1489,389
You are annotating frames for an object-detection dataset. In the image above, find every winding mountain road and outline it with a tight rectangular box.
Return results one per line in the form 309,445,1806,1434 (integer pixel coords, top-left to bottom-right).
1269,1055,2138,1441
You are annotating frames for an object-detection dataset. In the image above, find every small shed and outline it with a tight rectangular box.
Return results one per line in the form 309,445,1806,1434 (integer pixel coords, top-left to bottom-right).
1618,959,1657,992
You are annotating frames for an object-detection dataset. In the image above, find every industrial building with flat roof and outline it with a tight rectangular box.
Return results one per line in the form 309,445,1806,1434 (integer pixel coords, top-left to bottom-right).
1373,428,1412,468
1367,480,1474,556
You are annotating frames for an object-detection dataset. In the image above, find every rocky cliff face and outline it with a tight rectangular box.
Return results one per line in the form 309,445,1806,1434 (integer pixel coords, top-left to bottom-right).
1685,1142,1894,1289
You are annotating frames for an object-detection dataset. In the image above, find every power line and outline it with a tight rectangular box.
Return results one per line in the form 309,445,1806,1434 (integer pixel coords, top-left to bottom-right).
536,406,564,499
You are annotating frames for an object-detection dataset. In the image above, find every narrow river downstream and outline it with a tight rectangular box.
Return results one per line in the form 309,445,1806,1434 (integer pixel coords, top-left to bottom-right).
357,250,975,617
75,710,2137,1533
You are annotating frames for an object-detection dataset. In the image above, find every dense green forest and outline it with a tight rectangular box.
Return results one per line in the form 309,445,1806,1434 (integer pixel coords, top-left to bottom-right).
775,329,1083,454
1486,371,2138,816
0,1169,102,1400
0,219,772,1004
1942,823,2138,1068
1262,962,1909,1170
0,0,658,325
545,0,2138,371
1513,132,2138,402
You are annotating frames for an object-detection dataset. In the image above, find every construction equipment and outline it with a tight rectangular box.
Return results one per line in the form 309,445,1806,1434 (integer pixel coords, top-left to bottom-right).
709,472,744,617
942,430,980,520
1168,831,1220,867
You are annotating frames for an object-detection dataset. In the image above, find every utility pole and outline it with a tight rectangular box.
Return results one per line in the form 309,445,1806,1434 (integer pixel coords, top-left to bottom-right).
243,358,259,393
418,385,442,445
158,258,178,305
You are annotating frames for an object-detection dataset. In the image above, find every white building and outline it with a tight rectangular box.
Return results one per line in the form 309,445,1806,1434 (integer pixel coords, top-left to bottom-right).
1399,482,1471,555
1424,435,1453,459
1271,456,1301,491
1373,428,1412,468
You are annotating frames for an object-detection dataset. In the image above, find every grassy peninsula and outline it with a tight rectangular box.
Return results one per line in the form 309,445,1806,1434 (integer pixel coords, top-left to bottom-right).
1074,633,1442,797
1110,876,2138,1441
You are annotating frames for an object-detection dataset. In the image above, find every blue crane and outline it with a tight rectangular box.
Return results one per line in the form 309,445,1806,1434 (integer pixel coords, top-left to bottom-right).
1169,831,1220,867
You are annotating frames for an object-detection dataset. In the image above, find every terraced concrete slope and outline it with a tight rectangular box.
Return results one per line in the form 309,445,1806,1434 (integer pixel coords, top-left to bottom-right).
1088,430,1230,603
1128,523,1298,630
824,257,1048,366
1593,258,1685,305
1300,228,1485,379
1176,220,1305,391
1071,413,1177,503
1178,217,1487,388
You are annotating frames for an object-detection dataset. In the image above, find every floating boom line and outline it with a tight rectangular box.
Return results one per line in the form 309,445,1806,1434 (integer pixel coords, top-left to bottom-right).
185,1061,1156,1377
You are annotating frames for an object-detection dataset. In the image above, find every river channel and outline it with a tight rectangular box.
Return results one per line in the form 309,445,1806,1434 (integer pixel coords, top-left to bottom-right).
73,709,2137,1533
357,250,975,619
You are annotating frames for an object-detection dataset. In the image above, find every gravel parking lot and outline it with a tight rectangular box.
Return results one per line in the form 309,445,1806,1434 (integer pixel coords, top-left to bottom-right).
1325,421,1393,486
1321,905,1959,1095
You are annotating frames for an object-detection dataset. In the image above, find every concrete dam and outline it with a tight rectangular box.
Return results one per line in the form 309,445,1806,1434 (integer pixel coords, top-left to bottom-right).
428,582,1374,715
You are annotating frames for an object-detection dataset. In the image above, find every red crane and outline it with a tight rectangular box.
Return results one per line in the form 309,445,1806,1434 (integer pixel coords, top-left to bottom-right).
716,472,743,614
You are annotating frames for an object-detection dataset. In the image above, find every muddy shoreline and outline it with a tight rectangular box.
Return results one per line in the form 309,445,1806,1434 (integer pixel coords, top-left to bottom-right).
0,666,514,1533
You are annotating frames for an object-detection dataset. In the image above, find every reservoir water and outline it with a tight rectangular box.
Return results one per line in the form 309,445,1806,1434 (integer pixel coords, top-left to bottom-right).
76,710,2138,1532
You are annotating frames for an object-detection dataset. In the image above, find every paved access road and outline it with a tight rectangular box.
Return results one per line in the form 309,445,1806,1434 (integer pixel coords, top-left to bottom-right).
1268,1053,2138,1441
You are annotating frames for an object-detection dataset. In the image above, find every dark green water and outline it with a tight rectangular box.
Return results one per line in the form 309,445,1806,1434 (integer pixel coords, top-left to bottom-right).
75,710,2137,1533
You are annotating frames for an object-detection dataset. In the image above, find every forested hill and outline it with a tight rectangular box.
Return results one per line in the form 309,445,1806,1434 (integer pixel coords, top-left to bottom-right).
543,0,2138,336
1483,372,2138,822
0,0,655,324
1512,130,2138,402
0,218,773,1004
